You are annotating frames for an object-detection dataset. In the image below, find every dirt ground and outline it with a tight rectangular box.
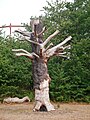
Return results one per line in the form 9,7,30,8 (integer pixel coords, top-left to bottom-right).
0,102,90,120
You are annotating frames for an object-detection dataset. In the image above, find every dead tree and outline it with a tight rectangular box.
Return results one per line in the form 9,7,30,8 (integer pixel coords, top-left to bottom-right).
12,19,72,111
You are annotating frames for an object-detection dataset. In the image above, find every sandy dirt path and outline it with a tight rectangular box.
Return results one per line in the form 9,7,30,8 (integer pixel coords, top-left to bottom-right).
0,103,90,120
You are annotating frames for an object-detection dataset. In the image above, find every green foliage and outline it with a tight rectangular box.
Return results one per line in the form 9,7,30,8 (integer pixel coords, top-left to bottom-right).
0,0,90,103
0,37,34,101
43,0,90,102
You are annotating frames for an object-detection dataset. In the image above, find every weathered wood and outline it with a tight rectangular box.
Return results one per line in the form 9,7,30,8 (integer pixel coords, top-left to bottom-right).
33,79,55,111
15,29,31,37
43,30,59,47
12,19,72,111
3,96,30,103
46,36,72,58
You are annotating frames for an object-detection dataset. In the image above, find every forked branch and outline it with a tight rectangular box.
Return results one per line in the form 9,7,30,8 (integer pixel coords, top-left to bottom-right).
12,49,33,59
12,49,40,59
46,36,72,58
44,43,53,53
51,36,72,51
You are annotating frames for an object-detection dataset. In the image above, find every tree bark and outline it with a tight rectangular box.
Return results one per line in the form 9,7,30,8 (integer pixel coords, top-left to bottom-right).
30,20,55,111
32,56,55,111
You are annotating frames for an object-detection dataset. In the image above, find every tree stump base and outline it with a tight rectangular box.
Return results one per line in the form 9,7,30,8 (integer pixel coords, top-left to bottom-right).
33,80,55,112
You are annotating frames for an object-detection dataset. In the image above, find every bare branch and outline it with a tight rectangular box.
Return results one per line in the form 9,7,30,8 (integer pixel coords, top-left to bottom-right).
63,45,71,50
46,46,64,58
61,55,70,59
12,49,34,59
12,49,30,54
46,36,72,58
57,55,68,58
32,52,39,58
51,36,72,51
55,52,70,59
58,52,67,55
43,30,59,47
17,36,40,46
15,53,33,59
44,43,53,53
12,49,40,59
15,29,32,37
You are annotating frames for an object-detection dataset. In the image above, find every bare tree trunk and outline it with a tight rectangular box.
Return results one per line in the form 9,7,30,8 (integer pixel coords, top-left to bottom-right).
30,20,55,111
32,58,55,111
34,84,55,111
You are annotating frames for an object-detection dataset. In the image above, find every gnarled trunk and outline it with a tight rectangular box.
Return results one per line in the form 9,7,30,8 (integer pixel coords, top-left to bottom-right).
32,57,55,111
30,20,54,111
